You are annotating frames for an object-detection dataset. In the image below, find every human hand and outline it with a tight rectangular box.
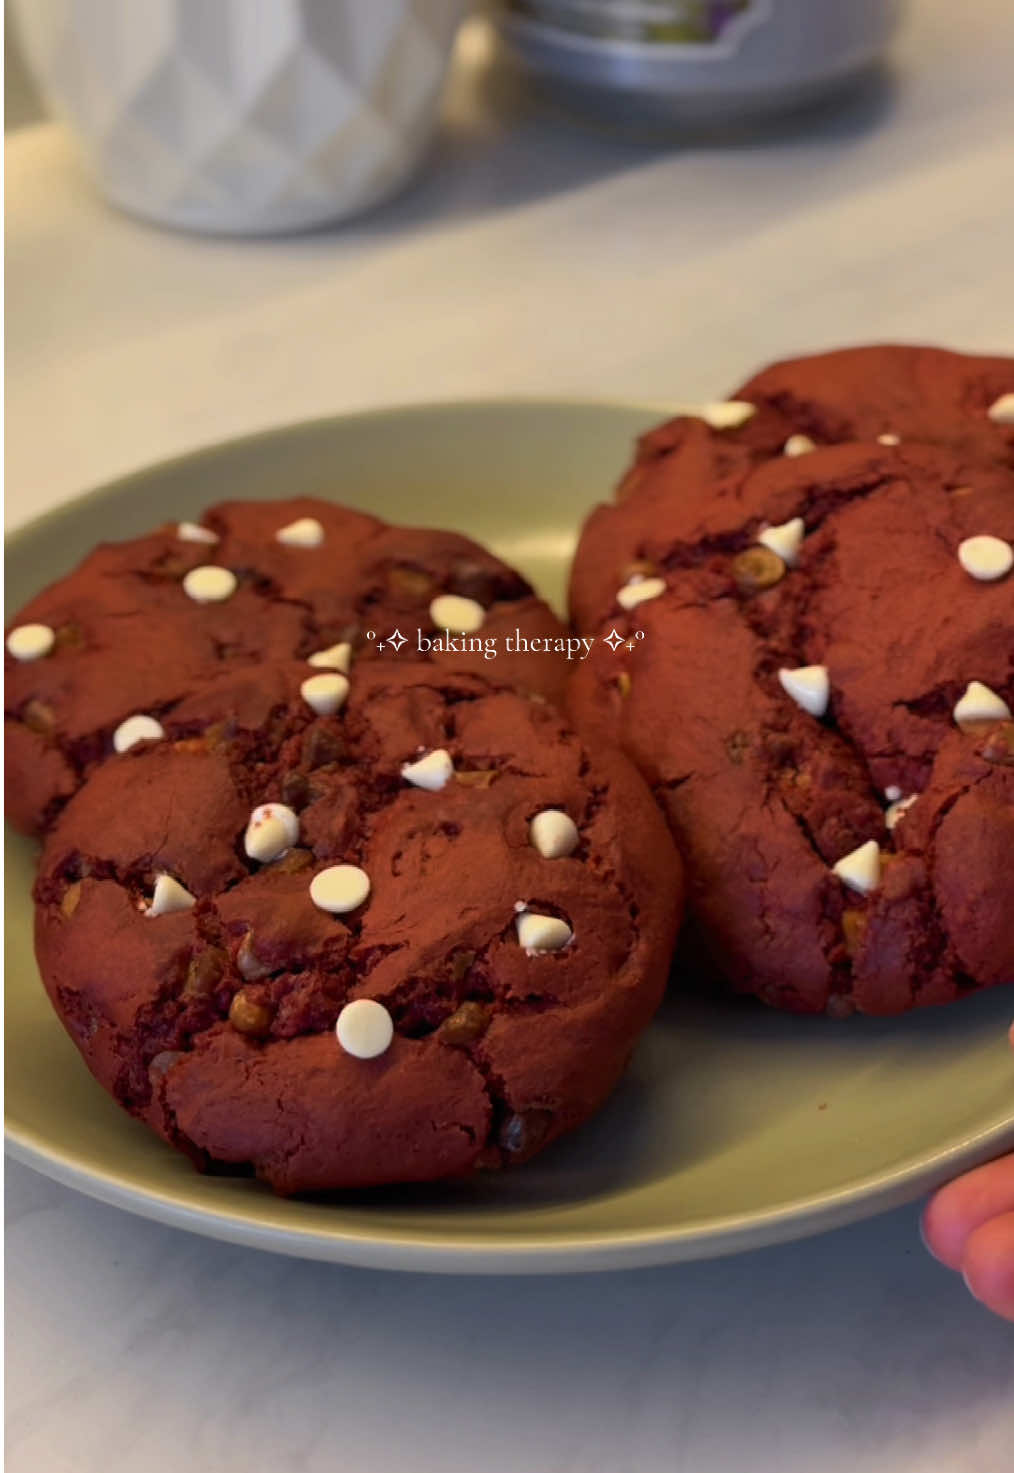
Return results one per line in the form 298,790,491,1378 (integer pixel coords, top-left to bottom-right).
920,1021,1014,1321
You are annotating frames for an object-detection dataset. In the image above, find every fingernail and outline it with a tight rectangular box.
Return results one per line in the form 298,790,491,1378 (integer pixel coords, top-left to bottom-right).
962,1266,983,1303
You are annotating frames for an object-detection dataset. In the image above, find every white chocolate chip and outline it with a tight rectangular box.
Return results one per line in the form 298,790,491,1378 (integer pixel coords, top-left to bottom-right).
831,840,881,896
529,810,580,859
177,521,218,544
146,874,196,917
986,393,1014,425
953,680,1011,729
300,672,349,716
783,434,816,458
957,534,1013,582
244,803,299,863
515,910,573,954
113,714,165,754
877,433,901,446
617,576,666,611
757,516,805,566
680,401,756,431
182,565,237,603
884,785,902,802
885,794,918,830
778,664,830,718
335,998,393,1059
429,594,485,633
307,642,352,673
401,748,454,791
276,517,325,548
310,864,370,914
6,623,55,661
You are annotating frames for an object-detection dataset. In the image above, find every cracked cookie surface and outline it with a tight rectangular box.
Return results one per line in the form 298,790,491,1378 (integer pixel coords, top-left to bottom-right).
34,663,683,1193
5,497,569,834
568,438,1013,1015
572,346,1014,632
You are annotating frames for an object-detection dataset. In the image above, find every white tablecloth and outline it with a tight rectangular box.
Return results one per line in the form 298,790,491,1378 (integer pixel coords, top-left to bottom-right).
6,7,1014,1470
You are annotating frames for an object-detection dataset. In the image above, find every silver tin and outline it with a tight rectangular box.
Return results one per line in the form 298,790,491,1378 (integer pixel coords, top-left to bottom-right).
493,1,902,123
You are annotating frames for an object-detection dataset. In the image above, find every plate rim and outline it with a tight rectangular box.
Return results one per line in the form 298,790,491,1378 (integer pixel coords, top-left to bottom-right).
3,394,674,546
6,396,1014,1274
8,1115,1014,1275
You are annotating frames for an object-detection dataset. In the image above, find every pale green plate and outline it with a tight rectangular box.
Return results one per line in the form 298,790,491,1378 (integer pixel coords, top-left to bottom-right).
6,401,1014,1273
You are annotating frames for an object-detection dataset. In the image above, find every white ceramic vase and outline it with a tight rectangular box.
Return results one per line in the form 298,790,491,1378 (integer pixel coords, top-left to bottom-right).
11,0,467,233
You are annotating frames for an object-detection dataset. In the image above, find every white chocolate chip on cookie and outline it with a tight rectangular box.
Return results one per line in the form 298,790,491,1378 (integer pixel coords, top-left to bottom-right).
778,664,830,718
244,803,300,863
6,623,55,661
301,672,349,716
831,840,881,896
617,576,666,611
529,810,580,859
177,522,218,544
957,535,1013,582
113,714,165,753
953,681,1011,729
401,749,454,791
757,516,805,566
335,998,393,1059
310,864,370,914
429,594,485,633
276,517,325,548
146,875,196,917
986,393,1014,424
182,566,237,603
515,910,573,954
307,642,352,673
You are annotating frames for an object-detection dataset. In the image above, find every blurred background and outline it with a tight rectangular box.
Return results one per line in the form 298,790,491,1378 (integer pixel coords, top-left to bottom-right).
6,0,43,127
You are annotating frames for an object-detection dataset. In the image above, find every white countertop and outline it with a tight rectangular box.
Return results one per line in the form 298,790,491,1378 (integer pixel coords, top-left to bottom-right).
6,6,1014,1469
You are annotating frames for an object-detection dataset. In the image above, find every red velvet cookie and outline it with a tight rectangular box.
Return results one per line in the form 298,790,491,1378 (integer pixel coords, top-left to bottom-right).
568,441,1013,1015
5,498,568,834
572,346,1014,632
34,664,683,1193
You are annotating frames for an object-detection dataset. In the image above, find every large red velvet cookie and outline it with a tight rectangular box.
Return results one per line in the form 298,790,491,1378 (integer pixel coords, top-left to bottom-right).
568,441,1013,1015
5,498,569,834
34,663,683,1193
571,346,1014,632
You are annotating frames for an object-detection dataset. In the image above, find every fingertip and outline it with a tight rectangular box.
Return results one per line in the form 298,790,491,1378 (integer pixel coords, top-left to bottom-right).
921,1156,1014,1271
921,1190,965,1270
961,1213,1014,1322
